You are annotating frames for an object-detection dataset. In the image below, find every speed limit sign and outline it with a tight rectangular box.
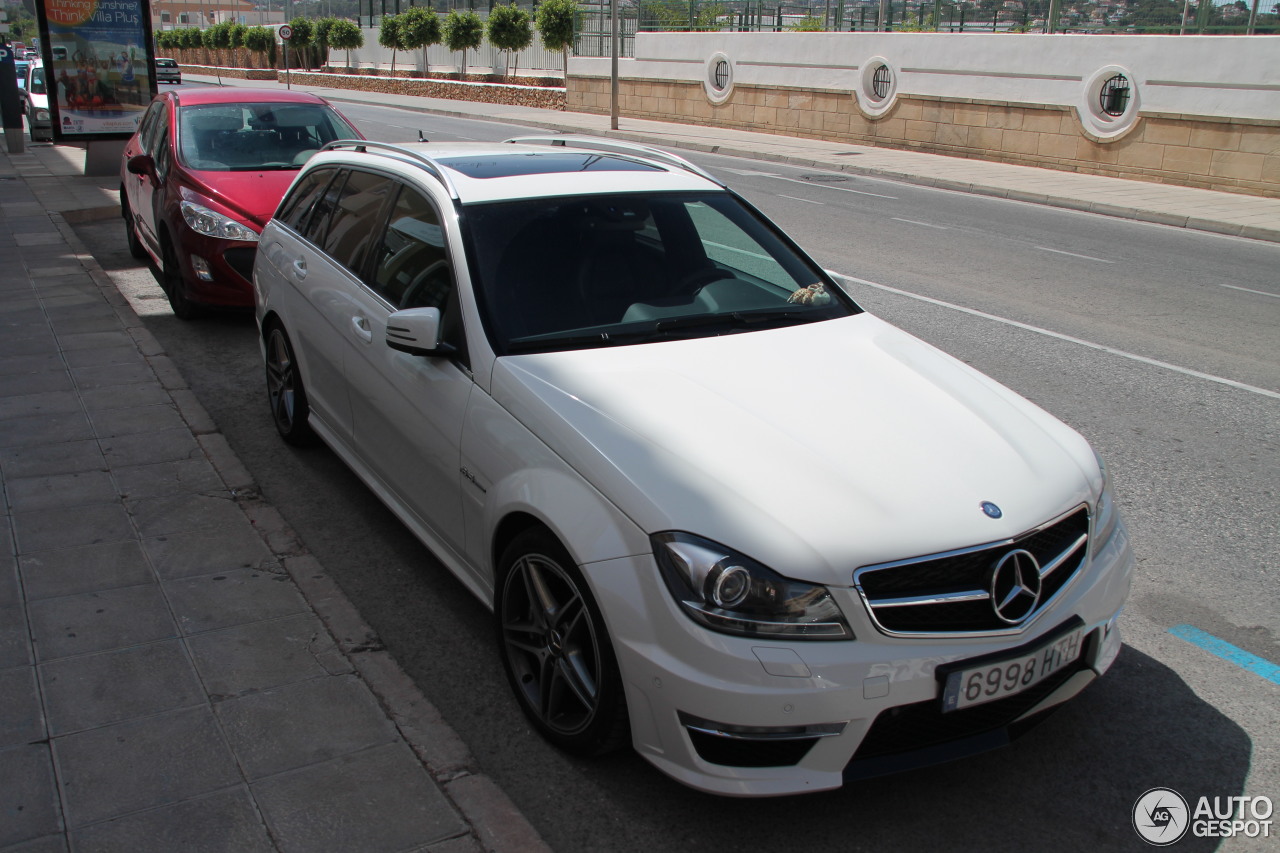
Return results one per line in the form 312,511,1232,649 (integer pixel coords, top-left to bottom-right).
279,24,293,39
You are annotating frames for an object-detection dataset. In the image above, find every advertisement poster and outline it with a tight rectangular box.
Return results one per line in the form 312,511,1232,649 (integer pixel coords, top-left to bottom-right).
35,0,155,140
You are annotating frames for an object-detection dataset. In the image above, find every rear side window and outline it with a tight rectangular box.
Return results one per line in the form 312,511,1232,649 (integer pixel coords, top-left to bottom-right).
314,169,397,277
277,167,338,233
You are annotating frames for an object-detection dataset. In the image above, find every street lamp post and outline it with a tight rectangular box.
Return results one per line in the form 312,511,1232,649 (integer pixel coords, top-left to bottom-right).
609,0,618,130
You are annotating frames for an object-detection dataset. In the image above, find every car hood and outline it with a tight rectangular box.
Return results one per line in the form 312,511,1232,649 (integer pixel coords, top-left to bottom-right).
184,169,301,227
492,313,1098,587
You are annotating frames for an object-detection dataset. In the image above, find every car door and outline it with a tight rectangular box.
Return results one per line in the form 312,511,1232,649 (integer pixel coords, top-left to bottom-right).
266,167,393,446
342,180,474,566
125,101,170,257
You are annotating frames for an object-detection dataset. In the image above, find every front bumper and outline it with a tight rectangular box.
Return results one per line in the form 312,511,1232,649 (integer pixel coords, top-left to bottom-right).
172,224,258,308
584,519,1133,797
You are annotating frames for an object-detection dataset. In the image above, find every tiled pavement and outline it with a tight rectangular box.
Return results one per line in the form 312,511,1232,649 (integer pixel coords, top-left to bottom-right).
0,145,547,853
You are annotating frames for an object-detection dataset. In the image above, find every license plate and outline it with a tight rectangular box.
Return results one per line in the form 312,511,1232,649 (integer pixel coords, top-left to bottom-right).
941,626,1086,713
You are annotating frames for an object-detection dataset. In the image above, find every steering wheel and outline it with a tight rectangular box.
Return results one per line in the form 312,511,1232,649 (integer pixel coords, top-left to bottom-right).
400,260,451,310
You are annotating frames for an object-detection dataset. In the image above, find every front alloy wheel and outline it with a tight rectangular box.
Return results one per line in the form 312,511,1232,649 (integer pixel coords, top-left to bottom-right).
160,236,200,320
497,528,628,756
122,194,147,260
265,325,314,446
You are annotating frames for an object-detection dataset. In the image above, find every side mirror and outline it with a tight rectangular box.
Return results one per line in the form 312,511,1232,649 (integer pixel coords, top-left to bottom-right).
126,154,155,176
385,307,456,357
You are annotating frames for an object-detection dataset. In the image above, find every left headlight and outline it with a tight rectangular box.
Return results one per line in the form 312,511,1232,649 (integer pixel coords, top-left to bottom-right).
1092,450,1119,554
35,108,49,121
652,532,854,640
181,201,259,242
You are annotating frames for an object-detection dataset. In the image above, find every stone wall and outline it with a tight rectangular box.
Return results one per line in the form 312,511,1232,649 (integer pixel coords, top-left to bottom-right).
569,33,1280,198
284,72,565,111
179,66,566,111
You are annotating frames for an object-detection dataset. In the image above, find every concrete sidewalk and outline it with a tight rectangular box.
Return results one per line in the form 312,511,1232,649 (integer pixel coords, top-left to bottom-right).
0,146,549,852
193,72,1280,244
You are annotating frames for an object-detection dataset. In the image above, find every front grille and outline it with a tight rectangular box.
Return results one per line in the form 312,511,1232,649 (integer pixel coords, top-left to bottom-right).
850,653,1089,763
223,247,257,283
855,506,1090,636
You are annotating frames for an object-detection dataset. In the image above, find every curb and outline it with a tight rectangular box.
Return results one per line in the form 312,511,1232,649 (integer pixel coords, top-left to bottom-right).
53,210,553,853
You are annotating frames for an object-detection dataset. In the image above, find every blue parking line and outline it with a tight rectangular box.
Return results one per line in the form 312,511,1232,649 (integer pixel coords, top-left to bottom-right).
1169,624,1280,685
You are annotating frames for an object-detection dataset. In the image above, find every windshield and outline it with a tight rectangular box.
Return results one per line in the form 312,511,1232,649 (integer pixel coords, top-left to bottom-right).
29,68,45,95
177,102,358,171
464,192,858,355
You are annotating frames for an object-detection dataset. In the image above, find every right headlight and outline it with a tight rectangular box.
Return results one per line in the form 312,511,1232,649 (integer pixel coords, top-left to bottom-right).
652,532,853,640
35,108,50,121
1092,450,1119,555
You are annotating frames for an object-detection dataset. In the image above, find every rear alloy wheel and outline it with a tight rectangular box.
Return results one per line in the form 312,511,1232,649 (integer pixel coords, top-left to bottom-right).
496,528,629,756
160,235,201,320
122,194,147,260
264,325,314,446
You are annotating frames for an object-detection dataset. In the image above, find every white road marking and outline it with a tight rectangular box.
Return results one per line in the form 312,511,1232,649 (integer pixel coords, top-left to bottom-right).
1036,246,1115,264
892,217,948,229
837,273,1280,401
779,194,825,205
1218,283,1280,299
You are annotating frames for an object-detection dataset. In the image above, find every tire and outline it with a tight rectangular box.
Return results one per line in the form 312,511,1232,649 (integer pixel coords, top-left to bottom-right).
122,193,147,260
495,527,630,756
264,324,315,446
160,235,201,320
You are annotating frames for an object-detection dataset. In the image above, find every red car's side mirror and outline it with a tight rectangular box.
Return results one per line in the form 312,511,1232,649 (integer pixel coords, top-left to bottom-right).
126,154,154,176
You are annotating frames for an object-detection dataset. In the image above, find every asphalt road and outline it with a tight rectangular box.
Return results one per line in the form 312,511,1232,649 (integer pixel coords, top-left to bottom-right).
86,98,1280,852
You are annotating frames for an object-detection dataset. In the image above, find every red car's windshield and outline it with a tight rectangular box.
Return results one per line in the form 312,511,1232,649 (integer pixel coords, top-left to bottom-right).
177,102,359,172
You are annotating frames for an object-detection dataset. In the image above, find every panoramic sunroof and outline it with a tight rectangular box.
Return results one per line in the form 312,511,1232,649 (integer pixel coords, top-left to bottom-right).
438,152,664,179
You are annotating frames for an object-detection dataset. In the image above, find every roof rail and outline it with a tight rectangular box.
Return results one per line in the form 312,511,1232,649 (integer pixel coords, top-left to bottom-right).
320,140,459,199
503,135,724,187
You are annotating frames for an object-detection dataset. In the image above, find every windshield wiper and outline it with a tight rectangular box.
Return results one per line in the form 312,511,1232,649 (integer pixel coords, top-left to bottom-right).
506,330,647,353
654,309,813,333
506,310,819,354
228,164,302,171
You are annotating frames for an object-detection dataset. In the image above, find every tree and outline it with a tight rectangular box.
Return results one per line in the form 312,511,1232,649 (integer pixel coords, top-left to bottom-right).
328,19,365,72
203,22,233,83
487,3,532,76
443,10,485,76
229,23,248,68
287,17,314,68
787,14,825,29
536,0,577,76
379,13,410,76
244,26,277,68
314,17,340,69
400,7,442,75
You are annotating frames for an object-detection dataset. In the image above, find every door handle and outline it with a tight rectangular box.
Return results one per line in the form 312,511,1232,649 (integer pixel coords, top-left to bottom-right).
351,315,373,343
292,258,307,279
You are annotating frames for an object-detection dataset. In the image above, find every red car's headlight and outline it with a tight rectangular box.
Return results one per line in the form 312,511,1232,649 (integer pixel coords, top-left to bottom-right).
181,200,259,242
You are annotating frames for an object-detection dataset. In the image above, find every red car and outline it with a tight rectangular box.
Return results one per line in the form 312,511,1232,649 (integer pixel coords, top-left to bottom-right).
121,87,362,318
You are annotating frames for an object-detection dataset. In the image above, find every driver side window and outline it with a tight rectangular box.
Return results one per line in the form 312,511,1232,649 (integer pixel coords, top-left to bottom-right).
371,186,453,311
370,185,465,360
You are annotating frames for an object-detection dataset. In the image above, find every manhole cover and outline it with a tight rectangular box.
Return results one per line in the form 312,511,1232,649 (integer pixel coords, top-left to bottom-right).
801,175,850,182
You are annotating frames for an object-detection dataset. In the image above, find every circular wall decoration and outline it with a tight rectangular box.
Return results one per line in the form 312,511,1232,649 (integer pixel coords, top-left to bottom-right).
855,57,898,119
1077,65,1141,141
704,52,735,105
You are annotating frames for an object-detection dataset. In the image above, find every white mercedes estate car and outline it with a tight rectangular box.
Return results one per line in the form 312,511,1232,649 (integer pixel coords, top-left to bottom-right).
252,137,1133,797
